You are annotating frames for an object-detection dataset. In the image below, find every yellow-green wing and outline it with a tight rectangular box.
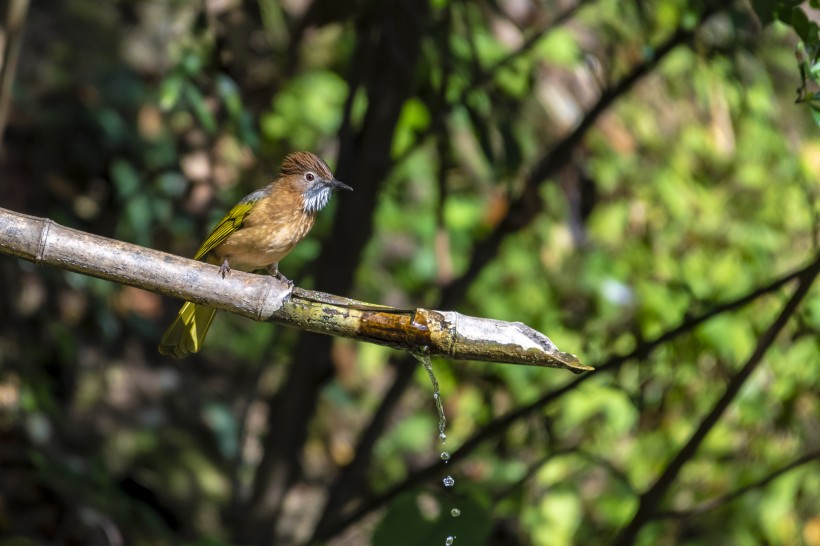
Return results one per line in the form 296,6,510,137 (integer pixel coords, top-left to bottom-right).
193,188,269,261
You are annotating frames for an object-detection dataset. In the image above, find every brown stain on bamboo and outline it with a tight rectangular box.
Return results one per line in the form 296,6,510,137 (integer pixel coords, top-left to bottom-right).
359,309,433,349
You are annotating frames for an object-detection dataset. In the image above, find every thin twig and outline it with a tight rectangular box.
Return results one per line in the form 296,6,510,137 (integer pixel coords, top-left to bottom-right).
394,0,591,166
493,447,579,502
609,255,820,546
439,20,701,309
318,255,818,538
314,12,723,539
654,449,820,520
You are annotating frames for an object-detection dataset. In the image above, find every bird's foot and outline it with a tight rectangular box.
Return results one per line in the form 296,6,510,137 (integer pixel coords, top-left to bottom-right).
219,257,232,279
267,264,294,287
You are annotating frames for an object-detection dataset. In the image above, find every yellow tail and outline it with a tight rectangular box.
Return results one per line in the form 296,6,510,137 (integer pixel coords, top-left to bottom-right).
158,302,217,358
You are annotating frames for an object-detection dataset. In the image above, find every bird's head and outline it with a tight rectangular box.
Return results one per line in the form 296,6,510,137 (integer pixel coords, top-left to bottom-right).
280,151,352,213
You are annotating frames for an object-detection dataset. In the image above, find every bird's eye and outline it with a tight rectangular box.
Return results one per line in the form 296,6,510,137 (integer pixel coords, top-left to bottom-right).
305,172,316,182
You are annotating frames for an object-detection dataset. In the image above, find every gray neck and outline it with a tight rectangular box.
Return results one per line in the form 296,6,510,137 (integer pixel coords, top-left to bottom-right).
302,185,332,214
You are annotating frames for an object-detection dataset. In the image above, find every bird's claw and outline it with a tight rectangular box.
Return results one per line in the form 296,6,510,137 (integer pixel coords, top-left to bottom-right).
276,272,294,288
219,258,231,279
267,264,294,287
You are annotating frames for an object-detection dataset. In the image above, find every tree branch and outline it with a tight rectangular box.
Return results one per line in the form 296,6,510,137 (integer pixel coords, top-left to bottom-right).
318,253,820,538
314,11,711,539
610,254,820,546
0,206,587,372
394,0,592,166
653,449,820,520
439,20,701,309
241,3,436,539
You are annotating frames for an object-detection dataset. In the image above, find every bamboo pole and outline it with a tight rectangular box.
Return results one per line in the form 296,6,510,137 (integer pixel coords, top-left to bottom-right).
0,207,588,372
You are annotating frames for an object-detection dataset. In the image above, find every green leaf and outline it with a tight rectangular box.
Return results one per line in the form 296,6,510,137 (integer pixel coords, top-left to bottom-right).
260,70,347,149
181,51,204,76
184,83,217,134
96,108,128,145
159,75,184,111
750,0,804,26
217,74,243,120
463,101,495,164
749,0,776,25
811,104,820,126
123,194,153,245
155,172,188,197
533,27,580,66
789,6,818,44
203,402,239,459
392,98,431,157
110,159,141,198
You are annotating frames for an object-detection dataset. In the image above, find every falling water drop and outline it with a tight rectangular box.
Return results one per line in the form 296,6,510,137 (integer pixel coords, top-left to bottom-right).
411,349,458,544
412,349,447,443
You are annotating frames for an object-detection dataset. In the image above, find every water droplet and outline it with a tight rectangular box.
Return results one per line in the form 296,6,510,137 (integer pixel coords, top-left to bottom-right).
442,475,455,487
450,507,461,517
412,352,447,445
440,451,450,461
445,536,456,545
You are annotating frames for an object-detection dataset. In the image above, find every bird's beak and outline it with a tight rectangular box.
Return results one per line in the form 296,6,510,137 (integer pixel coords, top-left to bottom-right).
328,178,353,191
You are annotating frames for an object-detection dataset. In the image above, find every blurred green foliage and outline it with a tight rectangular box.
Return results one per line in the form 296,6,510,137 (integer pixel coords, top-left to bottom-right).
1,1,820,546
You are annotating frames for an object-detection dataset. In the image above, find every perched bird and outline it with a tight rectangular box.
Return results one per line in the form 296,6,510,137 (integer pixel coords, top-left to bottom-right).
158,151,352,358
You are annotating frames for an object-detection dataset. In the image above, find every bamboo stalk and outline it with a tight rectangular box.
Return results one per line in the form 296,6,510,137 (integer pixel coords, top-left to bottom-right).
0,206,588,372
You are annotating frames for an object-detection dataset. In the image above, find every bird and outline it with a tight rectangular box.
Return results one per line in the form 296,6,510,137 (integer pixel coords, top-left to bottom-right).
158,151,352,359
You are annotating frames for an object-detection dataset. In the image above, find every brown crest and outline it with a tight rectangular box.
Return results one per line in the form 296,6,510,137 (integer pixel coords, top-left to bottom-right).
279,151,334,179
